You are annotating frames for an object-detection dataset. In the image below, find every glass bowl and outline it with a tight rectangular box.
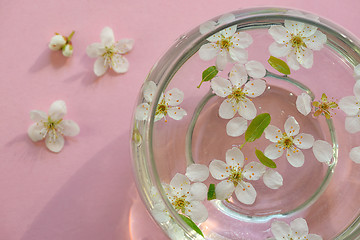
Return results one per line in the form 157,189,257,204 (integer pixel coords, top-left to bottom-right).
131,7,360,240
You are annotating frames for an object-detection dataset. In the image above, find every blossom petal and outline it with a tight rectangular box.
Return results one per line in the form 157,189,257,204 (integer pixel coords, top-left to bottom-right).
354,80,360,100
49,100,67,121
284,20,305,35
268,25,291,44
226,147,244,168
287,52,301,70
290,218,309,237
284,116,300,136
218,13,236,25
199,20,216,35
168,107,187,120
189,183,207,201
271,221,292,239
228,46,248,64
45,134,64,153
243,162,266,180
307,234,323,240
100,26,115,46
209,160,230,180
86,43,105,58
245,60,266,79
231,32,253,48
350,146,360,164
301,24,318,37
296,47,313,69
220,25,237,39
211,77,232,97
269,42,292,57
170,173,190,195
185,164,209,182
244,79,266,98
28,123,45,142
234,181,256,205
186,201,208,223
296,93,312,116
263,169,283,189
286,148,304,167
216,50,229,71
143,81,157,103
303,30,327,50
265,143,284,159
94,57,108,76
294,133,314,149
264,125,282,143
59,120,80,137
111,54,129,73
313,140,333,163
199,43,219,61
219,99,236,119
238,99,257,120
116,39,134,54
152,203,170,223
215,180,235,200
354,64,360,80
206,32,222,43
338,96,359,116
229,64,247,88
135,103,150,121
345,116,360,133
165,88,184,106
226,117,247,137
30,110,47,122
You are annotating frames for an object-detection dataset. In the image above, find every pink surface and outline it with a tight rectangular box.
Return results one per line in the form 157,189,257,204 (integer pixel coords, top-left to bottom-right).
1,1,360,239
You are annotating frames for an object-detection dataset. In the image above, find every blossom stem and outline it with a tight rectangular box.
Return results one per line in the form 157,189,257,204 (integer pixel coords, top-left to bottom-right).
239,142,246,149
68,31,75,42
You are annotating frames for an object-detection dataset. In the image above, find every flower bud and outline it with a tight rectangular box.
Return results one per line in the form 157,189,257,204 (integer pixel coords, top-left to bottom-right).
62,44,73,57
49,34,67,51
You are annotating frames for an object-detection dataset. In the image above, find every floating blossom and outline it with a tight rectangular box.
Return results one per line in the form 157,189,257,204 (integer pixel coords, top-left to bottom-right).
264,116,314,167
350,146,360,164
199,13,235,35
313,140,333,164
296,92,312,116
86,27,134,76
263,169,283,189
268,12,327,70
226,117,248,137
199,24,253,70
339,81,360,133
268,218,322,240
135,82,187,122
27,100,80,153
165,173,208,223
209,147,267,205
49,31,75,57
211,63,266,120
313,93,338,119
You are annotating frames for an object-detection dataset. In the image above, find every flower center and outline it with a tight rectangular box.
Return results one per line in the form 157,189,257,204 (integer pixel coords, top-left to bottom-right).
229,167,243,187
173,196,189,213
280,134,294,149
291,35,306,49
156,101,168,116
103,45,118,66
40,116,63,142
219,38,232,50
228,88,246,103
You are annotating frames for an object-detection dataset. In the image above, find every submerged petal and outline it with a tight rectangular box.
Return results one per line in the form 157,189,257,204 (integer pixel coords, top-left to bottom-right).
339,96,359,116
271,221,292,239
189,183,207,201
167,107,187,120
185,164,209,182
165,88,184,106
226,117,247,137
199,20,216,35
234,181,256,205
296,93,312,116
345,116,360,134
135,103,150,121
143,81,157,103
186,201,208,223
216,50,229,71
263,169,283,189
199,43,219,61
313,140,333,163
350,146,360,164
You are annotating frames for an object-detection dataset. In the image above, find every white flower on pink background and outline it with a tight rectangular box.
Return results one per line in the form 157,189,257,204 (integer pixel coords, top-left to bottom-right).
296,92,312,116
28,100,80,153
312,140,333,164
210,62,266,120
199,24,253,70
209,147,267,205
268,13,327,70
86,27,134,76
338,80,360,133
264,116,314,167
268,218,322,240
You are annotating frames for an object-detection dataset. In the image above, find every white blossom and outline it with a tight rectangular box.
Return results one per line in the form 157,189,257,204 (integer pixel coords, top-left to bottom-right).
350,146,360,164
268,218,322,240
209,147,267,205
296,92,312,116
62,44,73,57
210,62,266,120
199,23,253,70
49,34,66,51
339,80,360,133
268,12,327,70
226,117,248,137
264,116,314,167
86,27,134,76
28,100,80,153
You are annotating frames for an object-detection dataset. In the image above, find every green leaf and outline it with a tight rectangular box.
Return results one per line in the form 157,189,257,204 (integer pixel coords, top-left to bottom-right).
268,56,291,75
207,183,216,200
197,66,218,88
255,148,277,168
178,214,204,237
245,113,271,142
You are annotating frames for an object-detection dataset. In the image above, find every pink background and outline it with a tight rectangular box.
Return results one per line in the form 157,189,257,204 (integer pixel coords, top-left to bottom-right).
1,0,359,239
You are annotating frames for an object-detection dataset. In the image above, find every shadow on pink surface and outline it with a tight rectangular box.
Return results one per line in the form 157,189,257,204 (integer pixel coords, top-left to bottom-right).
18,133,167,240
